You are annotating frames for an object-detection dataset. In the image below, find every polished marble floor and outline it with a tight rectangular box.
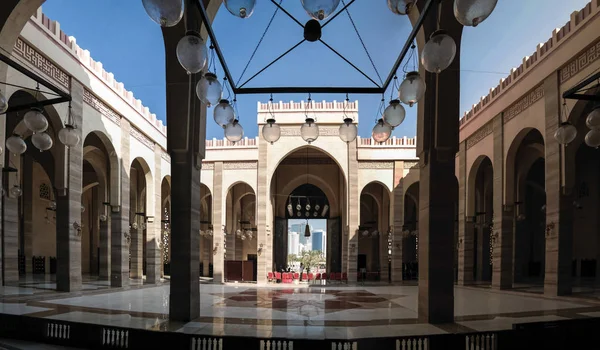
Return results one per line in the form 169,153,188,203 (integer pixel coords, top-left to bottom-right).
2,280,600,340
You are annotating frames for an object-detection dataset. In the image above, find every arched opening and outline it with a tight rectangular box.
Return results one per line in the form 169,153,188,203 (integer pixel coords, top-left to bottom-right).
223,182,256,282
470,156,493,284
358,182,390,282
403,182,419,280
270,146,345,277
129,157,151,280
198,183,212,278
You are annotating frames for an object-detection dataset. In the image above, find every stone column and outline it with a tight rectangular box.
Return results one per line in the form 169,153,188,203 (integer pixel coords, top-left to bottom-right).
146,144,162,284
22,157,33,275
98,215,110,279
129,170,142,280
347,140,359,282
380,190,390,278
457,141,474,285
392,161,404,282
225,191,235,261
543,74,573,296
256,138,270,283
111,119,130,288
212,162,224,283
491,114,513,289
3,195,19,284
56,79,84,292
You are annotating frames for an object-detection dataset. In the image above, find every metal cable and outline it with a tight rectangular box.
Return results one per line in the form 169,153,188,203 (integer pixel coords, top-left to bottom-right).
341,0,383,85
236,0,283,86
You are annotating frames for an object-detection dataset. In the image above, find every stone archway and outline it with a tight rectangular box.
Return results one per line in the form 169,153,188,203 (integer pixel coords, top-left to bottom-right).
223,182,256,282
129,157,152,280
198,183,212,277
403,181,419,280
358,182,390,282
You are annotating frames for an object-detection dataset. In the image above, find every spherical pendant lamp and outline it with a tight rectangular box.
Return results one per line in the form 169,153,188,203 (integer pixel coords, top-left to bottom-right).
585,128,600,149
196,73,222,107
214,99,235,128
176,32,208,75
387,0,415,15
301,0,341,20
399,71,426,107
372,119,392,144
23,108,48,133
142,0,184,27
421,30,457,74
585,106,600,130
10,185,22,197
6,134,27,155
224,0,256,18
339,117,357,143
383,100,406,128
0,90,8,114
262,118,281,144
454,0,498,27
224,119,244,143
300,116,319,144
31,132,53,152
58,125,81,148
553,122,577,146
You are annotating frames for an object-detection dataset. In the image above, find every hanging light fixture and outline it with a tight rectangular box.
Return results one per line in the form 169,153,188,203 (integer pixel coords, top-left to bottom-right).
23,108,48,133
142,0,184,27
585,129,600,149
453,0,498,27
214,99,235,128
399,72,426,107
224,119,244,143
585,106,600,130
6,134,27,155
383,100,406,128
372,119,392,144
176,31,208,75
10,185,22,197
262,96,281,144
224,0,256,18
339,96,357,143
387,0,415,15
301,116,319,144
301,0,341,20
554,101,577,146
304,221,311,238
421,30,457,74
196,73,222,107
58,104,81,148
0,90,8,114
31,132,53,152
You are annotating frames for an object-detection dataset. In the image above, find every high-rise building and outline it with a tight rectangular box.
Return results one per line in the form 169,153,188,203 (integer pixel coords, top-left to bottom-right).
312,230,324,252
288,232,299,255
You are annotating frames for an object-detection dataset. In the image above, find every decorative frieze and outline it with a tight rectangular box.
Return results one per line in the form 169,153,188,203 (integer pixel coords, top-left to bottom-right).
281,158,335,166
161,150,170,163
403,161,418,169
503,85,544,124
466,121,493,150
560,39,600,84
358,161,394,169
14,37,71,90
202,162,215,170
83,90,121,126
223,162,257,170
280,127,339,136
130,127,154,150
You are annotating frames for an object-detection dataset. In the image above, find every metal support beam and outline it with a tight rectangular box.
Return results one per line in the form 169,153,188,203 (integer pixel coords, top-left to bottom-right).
236,86,382,95
562,70,600,101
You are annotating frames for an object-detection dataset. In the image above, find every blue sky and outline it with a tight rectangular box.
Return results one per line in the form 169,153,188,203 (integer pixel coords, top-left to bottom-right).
41,0,590,139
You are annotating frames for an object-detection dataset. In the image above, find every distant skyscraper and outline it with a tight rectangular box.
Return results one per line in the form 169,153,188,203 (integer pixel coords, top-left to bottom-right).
312,230,324,252
288,232,299,255
291,222,309,245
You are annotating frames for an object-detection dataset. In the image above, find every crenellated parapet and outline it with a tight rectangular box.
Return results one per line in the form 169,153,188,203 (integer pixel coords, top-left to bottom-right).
459,0,599,129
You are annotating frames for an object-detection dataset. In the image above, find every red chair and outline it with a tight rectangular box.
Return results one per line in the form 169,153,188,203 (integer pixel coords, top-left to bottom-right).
293,273,300,280
341,272,348,283
315,273,321,285
275,272,282,282
307,273,314,284
302,273,308,281
321,273,327,284
267,272,274,283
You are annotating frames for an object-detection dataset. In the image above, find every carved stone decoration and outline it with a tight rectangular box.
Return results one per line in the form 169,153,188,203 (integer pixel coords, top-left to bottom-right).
403,161,418,169
466,121,493,150
223,162,257,170
358,161,394,169
560,39,600,84
83,90,121,126
280,128,302,136
161,150,171,163
503,85,544,124
281,158,335,166
130,127,154,150
202,162,215,170
280,126,339,136
14,38,71,90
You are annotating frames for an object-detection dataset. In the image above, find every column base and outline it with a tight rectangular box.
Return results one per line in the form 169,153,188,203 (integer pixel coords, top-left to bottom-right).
111,273,130,288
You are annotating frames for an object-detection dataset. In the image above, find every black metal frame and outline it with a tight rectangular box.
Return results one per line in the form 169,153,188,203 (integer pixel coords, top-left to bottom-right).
562,70,600,102
195,0,437,95
0,51,71,114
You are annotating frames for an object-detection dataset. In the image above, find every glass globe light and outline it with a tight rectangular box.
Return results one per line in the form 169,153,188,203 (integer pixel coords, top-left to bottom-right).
339,117,357,143
23,108,48,133
399,71,426,107
50,201,57,210
585,129,600,149
81,205,86,213
296,202,302,211
224,119,244,143
131,222,138,230
301,117,319,143
0,144,3,155
585,107,600,130
0,90,8,114
387,0,415,15
224,0,256,18
214,99,235,128
196,73,222,107
241,234,246,241
262,118,281,144
10,185,22,197
99,214,108,222
454,0,498,27
58,124,81,148
421,30,457,74
176,32,208,75
6,134,27,155
372,119,392,143
31,132,53,152
142,0,184,27
301,0,341,20
553,122,577,145
383,100,406,128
